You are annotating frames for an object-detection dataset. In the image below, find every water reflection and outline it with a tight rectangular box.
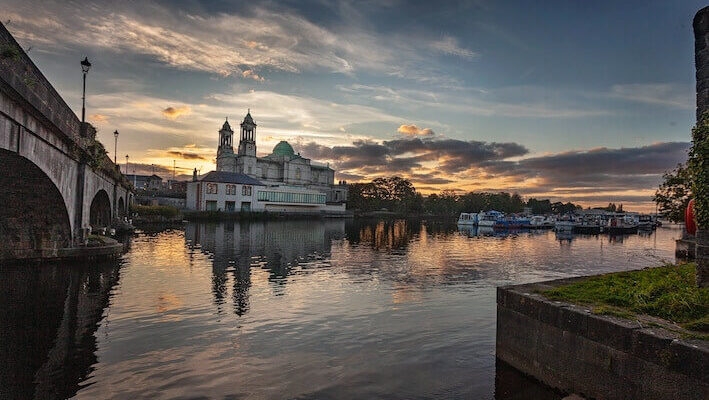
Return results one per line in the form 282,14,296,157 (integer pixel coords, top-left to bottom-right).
0,261,121,400
494,359,563,399
186,220,346,316
0,220,681,399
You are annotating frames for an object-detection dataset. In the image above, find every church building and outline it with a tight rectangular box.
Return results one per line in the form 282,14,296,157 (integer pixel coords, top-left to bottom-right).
185,112,348,215
215,111,347,203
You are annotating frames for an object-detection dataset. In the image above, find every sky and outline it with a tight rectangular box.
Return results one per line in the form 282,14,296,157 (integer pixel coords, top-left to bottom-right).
3,0,705,211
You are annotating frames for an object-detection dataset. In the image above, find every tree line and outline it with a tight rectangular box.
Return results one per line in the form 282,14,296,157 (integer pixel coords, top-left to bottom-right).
347,177,581,216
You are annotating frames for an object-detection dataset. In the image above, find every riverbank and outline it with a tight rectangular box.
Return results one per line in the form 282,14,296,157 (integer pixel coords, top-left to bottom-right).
496,264,708,400
542,263,707,336
0,235,123,265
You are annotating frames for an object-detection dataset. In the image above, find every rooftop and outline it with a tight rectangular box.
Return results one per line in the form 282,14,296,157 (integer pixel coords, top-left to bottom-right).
241,111,256,126
199,170,264,185
126,174,162,180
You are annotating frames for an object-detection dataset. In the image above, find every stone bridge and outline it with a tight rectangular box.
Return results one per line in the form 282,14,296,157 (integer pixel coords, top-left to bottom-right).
0,23,132,261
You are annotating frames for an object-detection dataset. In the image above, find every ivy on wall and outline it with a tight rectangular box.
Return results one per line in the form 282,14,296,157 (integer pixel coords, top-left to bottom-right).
690,113,709,228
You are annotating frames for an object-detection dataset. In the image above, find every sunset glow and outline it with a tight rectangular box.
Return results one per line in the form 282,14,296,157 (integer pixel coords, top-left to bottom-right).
4,0,703,211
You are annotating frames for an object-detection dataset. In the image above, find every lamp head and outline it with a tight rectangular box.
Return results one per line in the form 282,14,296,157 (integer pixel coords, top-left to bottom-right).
81,57,92,73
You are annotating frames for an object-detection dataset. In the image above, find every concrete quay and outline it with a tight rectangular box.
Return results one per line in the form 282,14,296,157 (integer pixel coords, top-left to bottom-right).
496,276,708,400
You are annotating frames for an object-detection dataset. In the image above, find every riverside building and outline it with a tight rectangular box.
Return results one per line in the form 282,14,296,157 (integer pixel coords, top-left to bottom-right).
185,112,347,215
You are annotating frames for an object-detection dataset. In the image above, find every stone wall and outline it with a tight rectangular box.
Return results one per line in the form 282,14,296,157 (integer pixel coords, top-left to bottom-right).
695,6,709,119
496,279,708,400
0,149,72,259
0,23,85,149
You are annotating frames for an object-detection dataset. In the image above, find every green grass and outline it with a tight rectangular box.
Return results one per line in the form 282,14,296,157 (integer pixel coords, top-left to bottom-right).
131,205,179,218
542,263,709,333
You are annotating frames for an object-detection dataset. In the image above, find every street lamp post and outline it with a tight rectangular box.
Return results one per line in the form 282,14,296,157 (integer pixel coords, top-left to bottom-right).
80,57,91,126
125,154,129,175
113,130,119,164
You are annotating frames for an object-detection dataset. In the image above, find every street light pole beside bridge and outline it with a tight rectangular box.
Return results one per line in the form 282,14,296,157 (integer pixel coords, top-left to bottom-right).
114,130,119,164
80,57,91,126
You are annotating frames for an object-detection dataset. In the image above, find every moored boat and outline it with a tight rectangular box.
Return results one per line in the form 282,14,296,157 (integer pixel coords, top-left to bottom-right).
457,212,478,226
527,215,554,229
478,210,504,227
606,215,638,234
573,215,603,234
554,215,577,231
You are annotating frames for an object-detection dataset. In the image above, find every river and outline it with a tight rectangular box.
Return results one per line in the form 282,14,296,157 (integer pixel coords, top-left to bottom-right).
0,219,682,399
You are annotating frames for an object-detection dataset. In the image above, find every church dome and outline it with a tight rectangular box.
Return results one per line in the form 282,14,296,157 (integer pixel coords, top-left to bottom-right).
272,141,295,157
221,119,232,131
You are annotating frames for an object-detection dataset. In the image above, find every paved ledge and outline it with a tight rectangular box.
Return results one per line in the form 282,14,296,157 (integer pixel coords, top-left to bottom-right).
0,241,123,265
496,274,708,400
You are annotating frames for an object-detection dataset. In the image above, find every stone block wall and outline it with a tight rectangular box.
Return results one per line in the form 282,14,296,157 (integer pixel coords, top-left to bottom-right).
0,149,72,260
496,279,708,400
0,23,83,148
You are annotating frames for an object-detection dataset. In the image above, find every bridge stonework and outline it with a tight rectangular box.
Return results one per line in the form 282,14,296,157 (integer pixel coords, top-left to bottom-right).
0,22,132,261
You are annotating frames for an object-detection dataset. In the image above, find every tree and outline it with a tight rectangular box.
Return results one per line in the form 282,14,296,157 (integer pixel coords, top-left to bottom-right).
527,198,552,214
347,177,422,214
653,163,691,223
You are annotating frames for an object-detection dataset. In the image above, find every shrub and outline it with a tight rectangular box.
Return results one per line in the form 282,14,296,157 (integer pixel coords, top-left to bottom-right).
130,204,179,218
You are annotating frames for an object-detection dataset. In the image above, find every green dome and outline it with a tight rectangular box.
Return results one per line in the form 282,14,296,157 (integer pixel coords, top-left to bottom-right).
272,141,295,156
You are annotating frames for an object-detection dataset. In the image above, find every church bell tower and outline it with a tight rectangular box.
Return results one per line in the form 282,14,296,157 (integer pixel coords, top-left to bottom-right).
238,110,257,157
216,118,236,172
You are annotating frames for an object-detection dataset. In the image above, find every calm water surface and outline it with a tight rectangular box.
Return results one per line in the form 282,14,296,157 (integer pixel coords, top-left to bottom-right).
0,219,682,399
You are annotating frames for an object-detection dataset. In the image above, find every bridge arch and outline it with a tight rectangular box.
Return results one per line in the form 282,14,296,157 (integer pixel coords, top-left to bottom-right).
117,196,125,218
0,149,72,258
89,189,111,229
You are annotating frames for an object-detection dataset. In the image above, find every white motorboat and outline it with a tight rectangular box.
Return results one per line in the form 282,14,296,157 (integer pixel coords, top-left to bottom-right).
554,215,577,231
478,210,504,227
457,212,478,226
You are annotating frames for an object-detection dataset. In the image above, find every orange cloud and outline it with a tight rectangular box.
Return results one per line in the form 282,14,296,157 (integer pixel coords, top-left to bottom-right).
397,124,435,136
242,69,265,81
162,106,191,119
166,150,206,160
90,113,109,122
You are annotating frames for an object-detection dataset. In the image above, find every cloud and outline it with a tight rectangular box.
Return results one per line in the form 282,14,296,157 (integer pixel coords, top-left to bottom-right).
90,113,109,122
162,106,191,119
480,142,690,190
298,138,688,211
2,1,460,83
430,36,476,59
297,137,529,175
397,124,435,136
384,137,529,172
339,83,611,119
242,69,265,81
123,162,192,177
609,83,693,109
166,150,206,160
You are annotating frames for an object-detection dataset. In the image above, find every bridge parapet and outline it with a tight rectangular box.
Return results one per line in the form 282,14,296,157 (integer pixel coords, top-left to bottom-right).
0,22,133,262
0,24,88,151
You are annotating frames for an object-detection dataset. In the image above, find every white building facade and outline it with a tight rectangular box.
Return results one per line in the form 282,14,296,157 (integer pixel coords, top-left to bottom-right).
186,171,346,214
215,112,348,203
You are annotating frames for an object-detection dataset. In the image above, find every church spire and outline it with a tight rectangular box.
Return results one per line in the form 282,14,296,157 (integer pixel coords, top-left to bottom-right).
238,110,257,156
